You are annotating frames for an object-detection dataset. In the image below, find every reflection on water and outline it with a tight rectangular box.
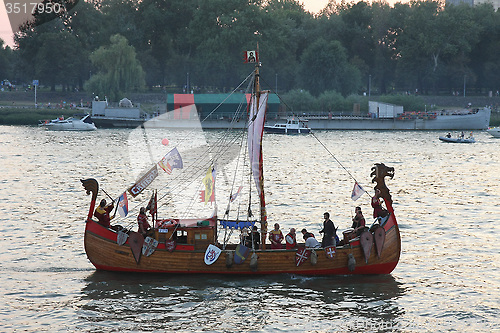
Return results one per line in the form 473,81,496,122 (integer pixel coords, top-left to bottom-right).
79,272,404,332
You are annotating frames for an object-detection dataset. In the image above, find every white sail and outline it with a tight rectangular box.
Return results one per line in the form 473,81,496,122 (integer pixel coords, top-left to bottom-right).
247,92,268,195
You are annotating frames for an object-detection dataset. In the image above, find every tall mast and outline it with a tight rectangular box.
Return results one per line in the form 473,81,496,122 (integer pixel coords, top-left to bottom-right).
253,47,268,250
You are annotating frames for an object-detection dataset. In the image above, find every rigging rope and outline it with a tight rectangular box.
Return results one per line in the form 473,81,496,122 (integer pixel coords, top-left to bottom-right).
115,70,259,225
260,75,369,194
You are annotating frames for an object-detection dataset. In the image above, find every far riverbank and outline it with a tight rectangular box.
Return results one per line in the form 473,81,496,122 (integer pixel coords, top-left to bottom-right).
1,90,499,126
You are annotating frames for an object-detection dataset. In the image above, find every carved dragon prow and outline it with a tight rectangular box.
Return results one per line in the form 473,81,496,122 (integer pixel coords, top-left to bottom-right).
81,178,99,221
370,163,394,206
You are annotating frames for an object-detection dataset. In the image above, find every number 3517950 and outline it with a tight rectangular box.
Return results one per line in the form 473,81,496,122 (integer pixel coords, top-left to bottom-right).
5,2,63,15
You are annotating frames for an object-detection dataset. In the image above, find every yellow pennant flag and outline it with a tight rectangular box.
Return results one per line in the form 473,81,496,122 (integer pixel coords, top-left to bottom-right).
201,165,216,203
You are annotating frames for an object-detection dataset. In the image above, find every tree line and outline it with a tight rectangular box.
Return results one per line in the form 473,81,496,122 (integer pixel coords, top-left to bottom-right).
1,0,500,102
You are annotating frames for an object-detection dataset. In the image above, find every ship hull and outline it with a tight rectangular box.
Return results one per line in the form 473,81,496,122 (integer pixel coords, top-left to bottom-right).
84,213,400,276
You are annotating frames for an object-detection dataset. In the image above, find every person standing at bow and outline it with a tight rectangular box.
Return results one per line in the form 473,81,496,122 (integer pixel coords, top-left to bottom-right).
371,189,388,218
137,207,151,236
94,199,114,228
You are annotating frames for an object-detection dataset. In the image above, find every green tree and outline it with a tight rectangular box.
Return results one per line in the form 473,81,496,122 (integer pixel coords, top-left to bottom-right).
136,0,197,88
259,0,314,92
0,40,14,81
392,1,480,94
186,0,261,89
317,90,344,112
281,89,317,112
468,3,500,92
84,34,146,101
299,38,361,96
370,1,396,95
34,31,83,91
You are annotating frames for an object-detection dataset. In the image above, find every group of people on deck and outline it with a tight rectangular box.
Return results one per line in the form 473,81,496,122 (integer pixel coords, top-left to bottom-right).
240,188,388,250
94,189,388,248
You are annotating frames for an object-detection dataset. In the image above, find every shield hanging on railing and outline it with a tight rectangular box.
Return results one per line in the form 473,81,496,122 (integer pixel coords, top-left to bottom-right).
128,232,144,264
165,240,176,252
234,244,250,264
295,248,311,267
142,236,159,257
324,245,336,260
117,230,129,246
204,244,221,265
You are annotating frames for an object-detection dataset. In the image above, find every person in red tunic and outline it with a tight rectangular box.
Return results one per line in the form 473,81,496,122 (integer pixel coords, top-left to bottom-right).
94,199,114,228
137,207,151,235
269,223,284,249
285,228,297,249
371,189,388,218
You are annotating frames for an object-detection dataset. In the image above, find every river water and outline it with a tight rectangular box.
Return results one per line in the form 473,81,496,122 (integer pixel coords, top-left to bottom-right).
0,125,499,332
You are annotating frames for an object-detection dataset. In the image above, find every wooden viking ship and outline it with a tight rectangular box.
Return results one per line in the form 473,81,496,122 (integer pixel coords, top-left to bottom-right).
81,58,401,276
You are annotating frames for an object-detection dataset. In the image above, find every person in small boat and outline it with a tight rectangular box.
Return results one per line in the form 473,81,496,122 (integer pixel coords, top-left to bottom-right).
137,207,151,235
303,230,320,249
446,132,451,138
372,189,388,219
269,223,284,249
94,199,114,228
351,206,366,235
319,212,337,247
285,228,297,249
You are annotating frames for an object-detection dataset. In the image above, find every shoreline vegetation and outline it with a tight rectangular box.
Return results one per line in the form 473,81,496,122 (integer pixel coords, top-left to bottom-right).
1,91,499,126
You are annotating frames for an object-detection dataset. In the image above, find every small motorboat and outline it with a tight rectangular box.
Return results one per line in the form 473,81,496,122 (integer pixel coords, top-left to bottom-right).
264,118,311,134
439,134,475,143
39,114,97,131
486,127,500,138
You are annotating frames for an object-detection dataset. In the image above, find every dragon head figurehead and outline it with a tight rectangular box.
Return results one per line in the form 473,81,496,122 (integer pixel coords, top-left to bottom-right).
370,163,394,205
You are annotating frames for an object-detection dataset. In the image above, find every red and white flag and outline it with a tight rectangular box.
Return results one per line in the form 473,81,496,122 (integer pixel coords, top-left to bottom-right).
351,182,365,201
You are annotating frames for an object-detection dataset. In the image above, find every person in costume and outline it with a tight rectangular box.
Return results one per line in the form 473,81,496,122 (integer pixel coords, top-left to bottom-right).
319,212,336,247
285,228,297,249
301,228,314,241
137,207,151,235
269,223,284,249
250,225,260,249
371,189,388,218
304,231,320,249
94,199,114,228
351,206,366,235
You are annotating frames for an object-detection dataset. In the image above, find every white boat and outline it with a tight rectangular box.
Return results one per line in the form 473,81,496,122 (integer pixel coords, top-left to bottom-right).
264,118,311,134
39,114,97,131
486,127,500,138
439,135,475,143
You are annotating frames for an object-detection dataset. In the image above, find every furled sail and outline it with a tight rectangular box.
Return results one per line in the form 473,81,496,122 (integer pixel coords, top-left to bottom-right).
247,92,268,195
